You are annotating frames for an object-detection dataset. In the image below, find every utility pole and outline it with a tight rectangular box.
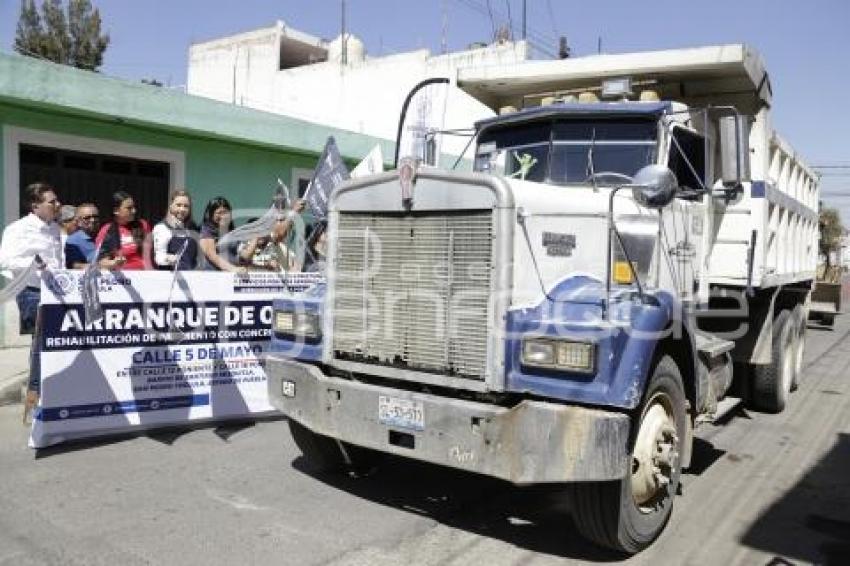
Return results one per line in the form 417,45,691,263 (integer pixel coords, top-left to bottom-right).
522,0,527,40
231,45,240,104
341,0,347,66
441,0,448,54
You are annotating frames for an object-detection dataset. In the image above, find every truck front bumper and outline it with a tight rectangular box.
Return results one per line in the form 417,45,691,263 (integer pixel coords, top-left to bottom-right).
267,356,631,484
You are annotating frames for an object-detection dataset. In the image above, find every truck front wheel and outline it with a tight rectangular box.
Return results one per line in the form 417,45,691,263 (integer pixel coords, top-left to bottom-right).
567,356,686,554
288,419,382,476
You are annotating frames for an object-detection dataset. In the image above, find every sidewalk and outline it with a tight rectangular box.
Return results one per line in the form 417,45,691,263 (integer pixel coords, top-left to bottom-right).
0,347,30,406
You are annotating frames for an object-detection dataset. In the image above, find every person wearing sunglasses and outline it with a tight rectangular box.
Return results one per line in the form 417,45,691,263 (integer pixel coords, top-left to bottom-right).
65,203,100,268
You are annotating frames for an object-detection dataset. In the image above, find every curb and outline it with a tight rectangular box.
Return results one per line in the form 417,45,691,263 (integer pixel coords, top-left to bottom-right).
0,371,27,406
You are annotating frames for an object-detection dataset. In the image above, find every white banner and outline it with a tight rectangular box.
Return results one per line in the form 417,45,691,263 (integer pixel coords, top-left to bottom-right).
30,270,320,448
351,144,384,179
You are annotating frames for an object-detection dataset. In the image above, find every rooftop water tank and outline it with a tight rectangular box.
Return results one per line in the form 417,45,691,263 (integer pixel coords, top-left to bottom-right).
328,33,366,64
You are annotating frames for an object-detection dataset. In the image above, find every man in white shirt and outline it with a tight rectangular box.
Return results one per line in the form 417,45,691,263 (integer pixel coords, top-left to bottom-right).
0,182,63,416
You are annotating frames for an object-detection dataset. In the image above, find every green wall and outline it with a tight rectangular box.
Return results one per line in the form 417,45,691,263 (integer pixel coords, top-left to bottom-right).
0,102,324,221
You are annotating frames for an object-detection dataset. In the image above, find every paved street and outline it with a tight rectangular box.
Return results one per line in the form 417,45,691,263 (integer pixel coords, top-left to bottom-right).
1,317,849,566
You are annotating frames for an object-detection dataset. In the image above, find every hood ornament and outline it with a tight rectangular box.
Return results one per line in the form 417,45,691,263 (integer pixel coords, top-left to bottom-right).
398,157,417,212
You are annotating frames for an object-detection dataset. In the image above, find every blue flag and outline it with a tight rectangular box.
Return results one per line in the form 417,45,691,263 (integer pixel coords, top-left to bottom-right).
303,137,350,220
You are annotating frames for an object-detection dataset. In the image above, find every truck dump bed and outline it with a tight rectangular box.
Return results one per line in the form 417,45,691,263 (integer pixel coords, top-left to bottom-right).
456,44,819,288
710,135,818,288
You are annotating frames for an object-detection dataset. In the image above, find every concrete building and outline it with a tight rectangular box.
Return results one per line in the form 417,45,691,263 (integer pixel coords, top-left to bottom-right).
0,51,391,346
187,21,531,157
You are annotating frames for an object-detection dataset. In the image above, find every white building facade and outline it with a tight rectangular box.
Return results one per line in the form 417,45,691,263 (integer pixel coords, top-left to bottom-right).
187,21,532,159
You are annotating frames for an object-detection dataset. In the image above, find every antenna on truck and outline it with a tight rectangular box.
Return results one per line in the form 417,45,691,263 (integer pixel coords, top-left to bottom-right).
394,77,450,168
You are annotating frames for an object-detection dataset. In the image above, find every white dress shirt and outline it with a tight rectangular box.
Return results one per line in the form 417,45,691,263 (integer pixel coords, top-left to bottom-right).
0,213,64,288
152,219,176,267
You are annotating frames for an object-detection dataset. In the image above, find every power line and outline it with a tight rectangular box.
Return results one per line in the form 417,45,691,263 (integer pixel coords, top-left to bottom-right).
492,0,559,46
450,0,559,58
545,0,559,38
484,0,496,38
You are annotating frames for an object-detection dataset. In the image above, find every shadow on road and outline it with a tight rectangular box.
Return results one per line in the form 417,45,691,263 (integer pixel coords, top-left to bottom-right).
683,437,726,477
292,453,628,562
740,432,850,566
33,431,133,459
33,415,281,457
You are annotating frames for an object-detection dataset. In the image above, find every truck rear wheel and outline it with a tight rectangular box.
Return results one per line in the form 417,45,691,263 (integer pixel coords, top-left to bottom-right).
567,356,686,554
288,419,382,476
751,309,794,413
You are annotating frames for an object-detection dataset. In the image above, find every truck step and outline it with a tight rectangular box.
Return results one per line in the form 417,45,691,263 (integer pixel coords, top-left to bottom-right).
694,331,735,357
696,396,743,426
713,397,743,424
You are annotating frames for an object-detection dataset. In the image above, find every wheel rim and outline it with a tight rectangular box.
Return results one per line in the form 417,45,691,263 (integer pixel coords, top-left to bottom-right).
631,392,679,512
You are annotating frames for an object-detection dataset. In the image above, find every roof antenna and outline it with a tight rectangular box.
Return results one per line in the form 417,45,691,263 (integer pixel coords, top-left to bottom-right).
340,0,348,67
441,0,448,54
505,0,514,39
522,0,527,39
559,36,570,59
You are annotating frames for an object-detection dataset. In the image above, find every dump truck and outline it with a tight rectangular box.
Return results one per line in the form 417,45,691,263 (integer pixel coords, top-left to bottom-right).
809,266,843,326
266,44,819,553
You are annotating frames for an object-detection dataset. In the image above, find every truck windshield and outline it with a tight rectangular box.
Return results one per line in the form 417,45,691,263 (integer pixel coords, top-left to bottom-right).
475,118,658,184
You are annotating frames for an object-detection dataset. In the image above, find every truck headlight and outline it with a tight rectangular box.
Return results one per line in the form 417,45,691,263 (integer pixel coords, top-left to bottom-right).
274,310,320,339
275,311,294,333
521,338,595,373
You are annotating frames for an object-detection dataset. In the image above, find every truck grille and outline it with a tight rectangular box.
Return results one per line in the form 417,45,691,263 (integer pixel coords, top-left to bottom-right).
332,211,493,380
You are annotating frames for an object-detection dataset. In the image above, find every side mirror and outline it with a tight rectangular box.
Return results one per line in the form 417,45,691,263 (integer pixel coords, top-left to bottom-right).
719,114,751,187
630,165,678,209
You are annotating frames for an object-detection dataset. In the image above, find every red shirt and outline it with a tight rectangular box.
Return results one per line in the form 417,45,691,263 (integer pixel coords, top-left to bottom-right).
95,220,152,270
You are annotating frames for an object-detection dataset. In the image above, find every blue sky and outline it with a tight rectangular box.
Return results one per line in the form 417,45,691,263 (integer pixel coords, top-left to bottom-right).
2,0,849,218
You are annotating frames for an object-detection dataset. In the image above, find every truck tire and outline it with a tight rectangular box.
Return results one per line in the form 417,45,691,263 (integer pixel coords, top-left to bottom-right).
288,419,382,476
791,305,807,390
567,356,686,554
751,309,794,413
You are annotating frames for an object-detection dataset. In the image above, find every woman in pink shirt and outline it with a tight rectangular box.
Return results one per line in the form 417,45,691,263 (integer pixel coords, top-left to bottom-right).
96,190,151,270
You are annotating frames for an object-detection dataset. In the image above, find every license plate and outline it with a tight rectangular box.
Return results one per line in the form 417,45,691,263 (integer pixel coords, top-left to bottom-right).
378,395,424,430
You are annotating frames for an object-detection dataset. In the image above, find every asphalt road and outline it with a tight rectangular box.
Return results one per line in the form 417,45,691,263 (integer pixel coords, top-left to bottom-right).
1,317,848,566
